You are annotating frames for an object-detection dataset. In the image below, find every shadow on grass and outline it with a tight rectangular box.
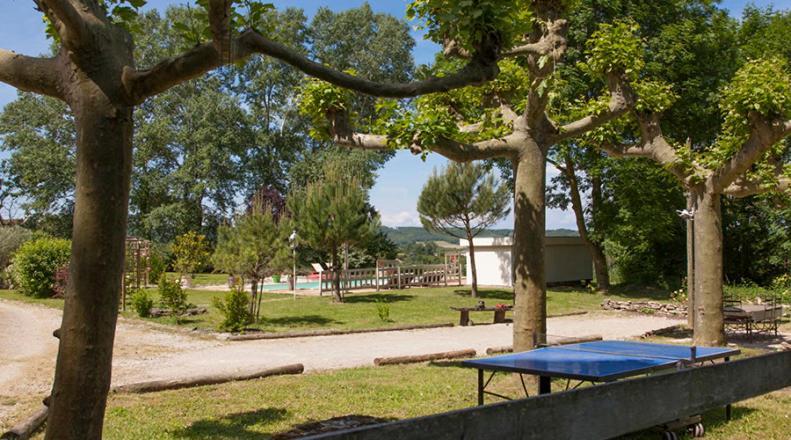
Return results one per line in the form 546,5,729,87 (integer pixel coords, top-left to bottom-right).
343,293,415,304
453,289,514,301
427,360,465,368
257,315,342,326
272,415,396,439
171,408,288,439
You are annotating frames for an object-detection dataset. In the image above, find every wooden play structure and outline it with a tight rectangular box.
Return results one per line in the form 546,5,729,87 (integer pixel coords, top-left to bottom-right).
120,236,152,310
319,253,465,295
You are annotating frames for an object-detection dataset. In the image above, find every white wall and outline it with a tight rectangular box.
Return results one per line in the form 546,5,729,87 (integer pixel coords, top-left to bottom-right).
463,237,593,287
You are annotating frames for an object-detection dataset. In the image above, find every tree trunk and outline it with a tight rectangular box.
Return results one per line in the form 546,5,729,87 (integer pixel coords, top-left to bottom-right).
45,96,134,440
249,279,258,319
331,246,342,302
466,230,479,298
512,144,547,351
692,187,725,346
564,158,609,292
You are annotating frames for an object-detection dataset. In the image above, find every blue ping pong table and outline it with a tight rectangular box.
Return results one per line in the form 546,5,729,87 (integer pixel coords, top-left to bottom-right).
462,340,739,407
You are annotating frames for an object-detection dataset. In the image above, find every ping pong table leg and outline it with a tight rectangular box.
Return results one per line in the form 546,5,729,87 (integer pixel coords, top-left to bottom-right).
725,356,732,421
539,376,551,394
478,369,484,406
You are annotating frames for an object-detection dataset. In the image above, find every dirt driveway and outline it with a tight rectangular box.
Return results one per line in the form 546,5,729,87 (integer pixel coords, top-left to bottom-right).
0,299,683,427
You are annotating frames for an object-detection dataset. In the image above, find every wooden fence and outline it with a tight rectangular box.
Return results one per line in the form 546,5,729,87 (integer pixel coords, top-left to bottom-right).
319,260,464,295
305,351,791,439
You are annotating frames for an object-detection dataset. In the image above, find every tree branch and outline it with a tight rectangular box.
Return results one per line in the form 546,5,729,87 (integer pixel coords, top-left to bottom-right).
0,49,63,99
722,176,791,197
240,31,499,98
334,131,519,162
208,0,232,58
524,18,569,126
714,116,791,190
37,0,88,48
123,26,501,104
552,73,634,143
122,43,227,104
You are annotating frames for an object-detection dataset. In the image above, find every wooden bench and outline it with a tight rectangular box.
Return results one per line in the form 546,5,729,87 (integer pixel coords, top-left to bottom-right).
450,305,512,326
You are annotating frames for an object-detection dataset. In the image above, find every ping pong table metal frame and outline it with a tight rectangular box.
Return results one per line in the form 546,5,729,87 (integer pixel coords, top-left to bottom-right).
464,341,739,422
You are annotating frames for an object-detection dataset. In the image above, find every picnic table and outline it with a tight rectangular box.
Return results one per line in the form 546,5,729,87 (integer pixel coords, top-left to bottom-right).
461,340,739,439
450,304,512,326
724,299,783,337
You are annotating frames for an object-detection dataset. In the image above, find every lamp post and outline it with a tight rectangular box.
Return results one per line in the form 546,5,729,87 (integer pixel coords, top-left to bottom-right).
678,204,696,329
289,230,298,299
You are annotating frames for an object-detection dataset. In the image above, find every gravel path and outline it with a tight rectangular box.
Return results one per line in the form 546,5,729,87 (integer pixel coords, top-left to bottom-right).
0,299,682,425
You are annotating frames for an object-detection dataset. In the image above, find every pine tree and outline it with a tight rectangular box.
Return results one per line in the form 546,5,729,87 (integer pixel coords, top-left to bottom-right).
417,163,511,297
289,164,378,302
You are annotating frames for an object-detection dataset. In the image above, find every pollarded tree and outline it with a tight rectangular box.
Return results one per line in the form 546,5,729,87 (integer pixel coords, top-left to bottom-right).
0,1,500,436
288,164,378,302
594,57,791,345
300,3,664,351
417,162,510,297
212,200,290,320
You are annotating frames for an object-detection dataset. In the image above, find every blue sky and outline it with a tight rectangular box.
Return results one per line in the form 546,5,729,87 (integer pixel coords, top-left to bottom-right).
0,0,788,229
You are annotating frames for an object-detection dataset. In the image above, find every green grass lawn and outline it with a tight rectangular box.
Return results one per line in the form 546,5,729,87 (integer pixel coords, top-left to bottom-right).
0,284,678,334
163,272,231,287
17,357,787,439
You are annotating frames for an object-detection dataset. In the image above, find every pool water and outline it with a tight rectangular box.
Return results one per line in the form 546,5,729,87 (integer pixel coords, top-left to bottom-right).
261,281,321,291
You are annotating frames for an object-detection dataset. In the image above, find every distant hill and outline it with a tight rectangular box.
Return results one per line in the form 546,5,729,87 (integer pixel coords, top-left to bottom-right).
381,226,578,245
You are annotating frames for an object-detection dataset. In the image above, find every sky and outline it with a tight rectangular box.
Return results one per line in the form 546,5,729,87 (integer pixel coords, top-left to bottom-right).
0,0,788,230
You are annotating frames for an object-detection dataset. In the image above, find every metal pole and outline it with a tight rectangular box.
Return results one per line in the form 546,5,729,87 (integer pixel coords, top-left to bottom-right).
292,247,297,300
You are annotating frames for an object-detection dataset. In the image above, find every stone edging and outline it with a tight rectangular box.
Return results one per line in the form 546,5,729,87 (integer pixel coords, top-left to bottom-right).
602,299,687,317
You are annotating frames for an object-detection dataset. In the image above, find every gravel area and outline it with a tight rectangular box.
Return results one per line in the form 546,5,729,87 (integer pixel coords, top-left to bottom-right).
0,299,683,427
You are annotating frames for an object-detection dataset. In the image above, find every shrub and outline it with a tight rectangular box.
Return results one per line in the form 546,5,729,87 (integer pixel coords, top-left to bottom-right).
130,289,154,318
13,237,71,297
158,274,188,317
148,248,168,285
212,285,252,332
52,265,69,298
0,226,33,269
375,298,391,322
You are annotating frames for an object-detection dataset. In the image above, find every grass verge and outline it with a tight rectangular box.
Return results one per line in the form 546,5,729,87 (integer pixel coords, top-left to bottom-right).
1,284,680,334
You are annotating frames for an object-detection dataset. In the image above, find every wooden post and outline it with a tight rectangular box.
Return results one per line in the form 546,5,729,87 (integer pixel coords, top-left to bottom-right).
444,254,449,287
375,261,380,292
397,265,402,290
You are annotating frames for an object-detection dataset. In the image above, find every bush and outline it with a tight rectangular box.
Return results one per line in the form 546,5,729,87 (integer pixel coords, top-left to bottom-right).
0,226,33,269
212,286,252,332
158,274,188,317
52,265,69,298
130,289,155,318
148,248,168,285
12,237,71,297
375,298,391,322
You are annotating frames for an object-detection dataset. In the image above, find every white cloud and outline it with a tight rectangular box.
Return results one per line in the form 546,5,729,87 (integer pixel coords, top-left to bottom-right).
381,210,421,227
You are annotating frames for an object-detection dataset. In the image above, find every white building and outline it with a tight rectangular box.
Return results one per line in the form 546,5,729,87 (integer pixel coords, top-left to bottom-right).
461,236,593,287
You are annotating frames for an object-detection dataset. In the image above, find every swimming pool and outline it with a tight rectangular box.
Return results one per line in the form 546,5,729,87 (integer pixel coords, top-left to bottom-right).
260,281,321,291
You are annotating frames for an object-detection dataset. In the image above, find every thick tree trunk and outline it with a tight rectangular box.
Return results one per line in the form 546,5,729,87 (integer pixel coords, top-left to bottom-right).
692,187,725,346
466,230,479,298
512,144,547,351
45,97,133,440
564,159,609,292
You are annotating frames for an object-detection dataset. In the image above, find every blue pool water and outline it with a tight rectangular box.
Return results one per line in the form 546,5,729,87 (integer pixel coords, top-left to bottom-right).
261,281,321,291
